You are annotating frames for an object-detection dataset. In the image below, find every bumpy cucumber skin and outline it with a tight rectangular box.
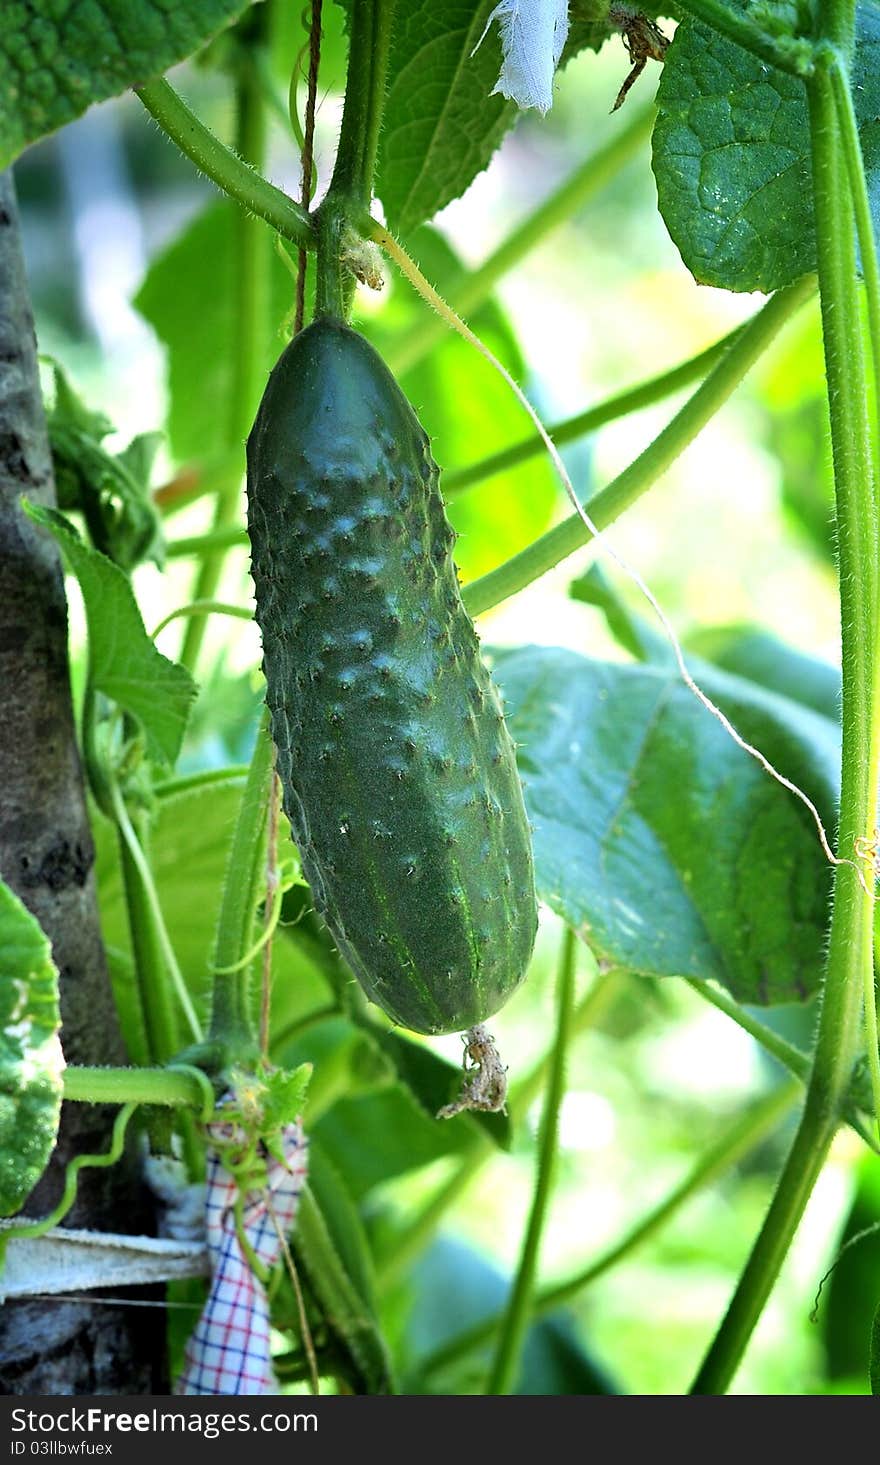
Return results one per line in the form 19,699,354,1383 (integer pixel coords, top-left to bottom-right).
247,317,537,1036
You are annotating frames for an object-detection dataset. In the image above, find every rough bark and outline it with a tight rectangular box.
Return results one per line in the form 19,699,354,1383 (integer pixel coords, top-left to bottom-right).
0,169,164,1395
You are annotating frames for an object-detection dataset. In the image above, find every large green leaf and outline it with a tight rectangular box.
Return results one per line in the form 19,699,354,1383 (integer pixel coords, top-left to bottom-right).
135,200,295,465
24,504,196,768
0,1,251,169
686,624,840,725
494,644,838,1004
313,1082,480,1198
400,1238,618,1395
360,227,556,582
374,0,615,235
0,881,63,1217
374,1,516,236
652,3,880,292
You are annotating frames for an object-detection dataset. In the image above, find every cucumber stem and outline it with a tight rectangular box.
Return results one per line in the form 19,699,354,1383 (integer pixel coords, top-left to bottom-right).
314,0,396,321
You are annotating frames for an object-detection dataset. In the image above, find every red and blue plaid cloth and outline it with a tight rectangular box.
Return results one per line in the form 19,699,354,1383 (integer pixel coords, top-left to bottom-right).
176,1119,308,1396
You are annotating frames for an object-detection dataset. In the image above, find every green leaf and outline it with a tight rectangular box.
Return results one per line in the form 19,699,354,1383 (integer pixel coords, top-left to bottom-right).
374,1,616,234
360,226,556,582
493,644,838,1004
376,1031,511,1150
134,200,295,464
256,1063,312,1138
871,1301,880,1395
47,360,164,571
0,880,63,1217
686,624,841,725
276,1015,395,1125
313,1082,480,1198
400,1237,617,1395
294,1182,394,1393
652,2,880,292
23,503,196,768
0,0,252,170
821,1158,880,1384
374,1,516,236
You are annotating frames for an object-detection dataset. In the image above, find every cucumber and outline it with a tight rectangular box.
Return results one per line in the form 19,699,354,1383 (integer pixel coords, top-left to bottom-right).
246,317,537,1036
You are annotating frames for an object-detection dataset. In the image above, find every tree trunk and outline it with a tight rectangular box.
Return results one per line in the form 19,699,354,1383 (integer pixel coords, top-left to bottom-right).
0,168,165,1395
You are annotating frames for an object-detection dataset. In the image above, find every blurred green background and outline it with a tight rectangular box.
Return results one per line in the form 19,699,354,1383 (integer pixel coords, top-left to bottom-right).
13,13,875,1396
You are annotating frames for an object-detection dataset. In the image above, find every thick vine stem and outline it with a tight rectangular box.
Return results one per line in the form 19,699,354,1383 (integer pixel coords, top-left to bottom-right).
63,1065,210,1110
315,0,396,321
136,78,314,251
690,3,880,1392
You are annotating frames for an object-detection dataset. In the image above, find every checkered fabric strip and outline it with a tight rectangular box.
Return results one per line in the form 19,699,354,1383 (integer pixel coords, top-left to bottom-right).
176,1119,308,1396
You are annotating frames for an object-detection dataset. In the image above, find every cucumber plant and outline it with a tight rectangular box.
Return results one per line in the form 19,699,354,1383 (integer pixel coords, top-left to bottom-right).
1,0,880,1399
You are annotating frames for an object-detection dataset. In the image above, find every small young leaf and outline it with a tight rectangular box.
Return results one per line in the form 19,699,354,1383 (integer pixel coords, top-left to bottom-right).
0,1,253,170
493,644,838,1005
47,361,164,571
0,880,64,1217
652,2,880,292
259,1064,312,1138
23,503,196,768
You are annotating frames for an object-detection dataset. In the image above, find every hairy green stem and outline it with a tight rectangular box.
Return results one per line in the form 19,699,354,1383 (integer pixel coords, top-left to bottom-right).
327,0,396,206
687,980,812,1084
386,105,653,378
691,13,880,1392
315,0,396,320
135,79,313,249
486,928,577,1395
63,1065,208,1109
672,0,815,73
444,324,743,497
417,1078,800,1385
462,277,813,618
181,59,269,674
828,57,880,1138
